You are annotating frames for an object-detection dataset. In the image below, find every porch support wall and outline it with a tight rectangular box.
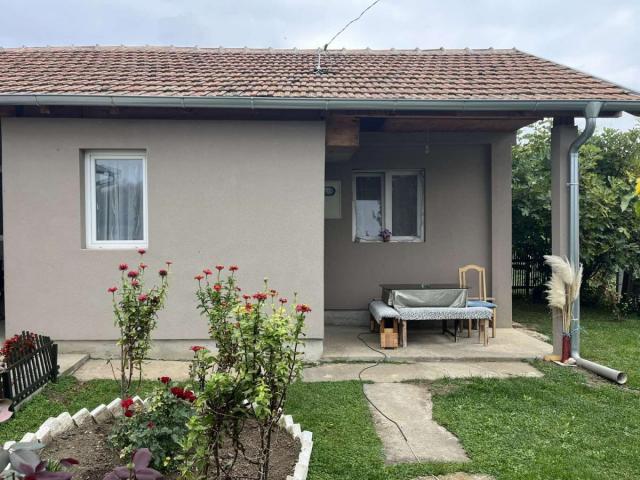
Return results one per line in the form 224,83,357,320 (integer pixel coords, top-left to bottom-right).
550,121,578,355
491,133,516,326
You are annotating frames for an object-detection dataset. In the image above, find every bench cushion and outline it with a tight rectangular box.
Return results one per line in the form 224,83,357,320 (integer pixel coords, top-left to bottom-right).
369,300,400,323
396,306,493,321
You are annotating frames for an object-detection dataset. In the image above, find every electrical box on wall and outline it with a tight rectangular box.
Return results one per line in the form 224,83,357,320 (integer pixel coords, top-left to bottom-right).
325,180,342,219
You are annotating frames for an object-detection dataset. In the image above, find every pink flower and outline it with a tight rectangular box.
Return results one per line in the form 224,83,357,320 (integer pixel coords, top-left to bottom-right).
279,297,288,304
139,263,148,270
119,263,128,271
229,265,239,272
213,284,222,292
165,260,173,266
138,294,148,302
215,265,224,271
158,269,168,277
203,268,213,276
253,292,268,301
296,304,312,313
194,274,204,281
137,248,146,255
131,279,140,287
128,270,139,279
190,345,205,352
108,286,118,294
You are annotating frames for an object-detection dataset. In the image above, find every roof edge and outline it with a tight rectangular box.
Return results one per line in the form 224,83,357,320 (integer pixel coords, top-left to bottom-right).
1,95,639,114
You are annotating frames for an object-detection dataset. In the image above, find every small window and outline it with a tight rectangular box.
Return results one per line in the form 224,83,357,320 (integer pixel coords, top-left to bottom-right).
353,170,424,242
85,151,148,249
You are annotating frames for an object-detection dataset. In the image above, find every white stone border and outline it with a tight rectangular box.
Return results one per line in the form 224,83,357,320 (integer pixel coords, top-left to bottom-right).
6,398,313,480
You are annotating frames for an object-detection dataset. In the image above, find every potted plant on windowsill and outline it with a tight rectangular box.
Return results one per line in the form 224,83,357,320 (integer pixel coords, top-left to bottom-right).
379,229,392,242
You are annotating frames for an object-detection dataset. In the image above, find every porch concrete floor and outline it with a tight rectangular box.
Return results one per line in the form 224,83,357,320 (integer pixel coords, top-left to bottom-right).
321,325,552,362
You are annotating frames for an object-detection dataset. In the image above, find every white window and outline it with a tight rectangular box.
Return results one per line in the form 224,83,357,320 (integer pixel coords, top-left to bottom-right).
85,150,148,249
353,170,424,242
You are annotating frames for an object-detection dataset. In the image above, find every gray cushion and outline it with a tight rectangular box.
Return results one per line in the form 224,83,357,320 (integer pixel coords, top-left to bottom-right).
369,300,400,323
396,306,493,321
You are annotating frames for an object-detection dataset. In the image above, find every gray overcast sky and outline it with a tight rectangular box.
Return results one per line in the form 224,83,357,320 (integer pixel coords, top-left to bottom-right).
1,0,638,129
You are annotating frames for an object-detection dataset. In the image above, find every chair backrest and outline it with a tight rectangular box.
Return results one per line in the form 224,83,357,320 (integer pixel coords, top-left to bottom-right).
458,264,487,301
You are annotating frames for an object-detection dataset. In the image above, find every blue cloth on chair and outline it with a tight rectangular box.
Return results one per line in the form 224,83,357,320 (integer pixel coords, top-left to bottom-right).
467,300,497,309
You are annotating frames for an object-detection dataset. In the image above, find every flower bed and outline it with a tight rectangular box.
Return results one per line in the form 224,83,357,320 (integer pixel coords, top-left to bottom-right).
5,396,313,480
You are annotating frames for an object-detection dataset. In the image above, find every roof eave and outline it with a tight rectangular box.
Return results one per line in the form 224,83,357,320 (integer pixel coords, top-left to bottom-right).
1,95,639,115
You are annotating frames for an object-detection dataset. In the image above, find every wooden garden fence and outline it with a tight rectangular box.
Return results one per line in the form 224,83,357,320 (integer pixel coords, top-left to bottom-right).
512,252,548,298
0,331,58,409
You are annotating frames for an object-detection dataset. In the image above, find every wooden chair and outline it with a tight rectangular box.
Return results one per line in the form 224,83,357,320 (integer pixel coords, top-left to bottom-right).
458,264,497,345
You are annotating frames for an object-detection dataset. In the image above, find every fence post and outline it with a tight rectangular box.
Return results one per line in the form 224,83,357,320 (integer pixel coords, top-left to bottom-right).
1,370,12,402
51,343,59,383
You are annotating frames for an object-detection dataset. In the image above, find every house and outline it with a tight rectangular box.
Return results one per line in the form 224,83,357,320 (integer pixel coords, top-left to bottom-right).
0,46,639,360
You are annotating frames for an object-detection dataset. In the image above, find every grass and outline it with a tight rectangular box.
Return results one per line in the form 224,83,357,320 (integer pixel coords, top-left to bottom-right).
514,298,640,388
0,376,154,445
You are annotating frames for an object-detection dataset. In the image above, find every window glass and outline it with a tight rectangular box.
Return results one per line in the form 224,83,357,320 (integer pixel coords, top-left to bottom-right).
355,175,383,239
392,174,418,237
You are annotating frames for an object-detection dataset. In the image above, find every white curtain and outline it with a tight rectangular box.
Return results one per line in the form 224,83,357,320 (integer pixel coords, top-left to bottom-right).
94,159,144,241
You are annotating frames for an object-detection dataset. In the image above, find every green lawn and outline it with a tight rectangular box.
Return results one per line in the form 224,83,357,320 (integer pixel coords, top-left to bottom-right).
513,298,640,388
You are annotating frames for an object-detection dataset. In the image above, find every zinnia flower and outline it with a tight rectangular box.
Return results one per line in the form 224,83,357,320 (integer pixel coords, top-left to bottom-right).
279,297,288,304
159,376,171,384
213,284,222,292
119,263,128,271
194,274,204,281
229,265,239,272
139,263,148,270
128,270,139,279
203,268,213,276
253,292,268,301
296,304,312,313
242,294,251,300
215,265,224,271
121,397,134,409
158,269,168,277
269,289,277,297
138,294,148,302
190,345,205,352
166,260,173,266
244,303,253,312
170,386,184,398
108,286,118,294
137,248,146,255
131,279,140,287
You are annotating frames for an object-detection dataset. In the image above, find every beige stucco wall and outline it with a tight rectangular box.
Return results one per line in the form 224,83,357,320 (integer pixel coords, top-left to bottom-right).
1,118,325,345
325,132,513,325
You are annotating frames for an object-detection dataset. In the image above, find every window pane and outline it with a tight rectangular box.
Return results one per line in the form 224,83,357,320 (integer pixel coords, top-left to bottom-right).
392,175,418,237
355,176,382,239
94,158,144,241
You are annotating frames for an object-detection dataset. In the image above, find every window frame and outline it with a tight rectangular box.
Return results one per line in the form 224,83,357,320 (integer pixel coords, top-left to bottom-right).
84,150,149,250
352,169,424,243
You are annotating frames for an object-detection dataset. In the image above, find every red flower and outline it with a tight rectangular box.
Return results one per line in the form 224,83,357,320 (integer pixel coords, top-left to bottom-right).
170,386,184,398
128,270,139,279
242,294,251,300
213,284,222,292
194,274,204,281
139,263,148,270
137,248,146,255
165,260,173,266
215,265,224,271
296,304,312,313
119,263,128,271
229,265,239,272
158,269,168,277
183,390,197,402
244,303,253,312
138,294,148,302
124,409,134,418
190,345,205,352
108,286,118,294
279,297,288,304
159,376,171,384
131,279,140,287
253,292,268,301
203,268,213,276
147,421,155,429
121,397,134,409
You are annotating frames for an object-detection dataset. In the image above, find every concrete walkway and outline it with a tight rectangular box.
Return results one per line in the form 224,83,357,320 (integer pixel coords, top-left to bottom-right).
365,383,469,463
303,361,542,382
73,359,190,382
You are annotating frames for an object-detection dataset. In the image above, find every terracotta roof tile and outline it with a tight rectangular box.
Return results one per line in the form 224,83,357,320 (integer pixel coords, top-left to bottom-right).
0,46,638,101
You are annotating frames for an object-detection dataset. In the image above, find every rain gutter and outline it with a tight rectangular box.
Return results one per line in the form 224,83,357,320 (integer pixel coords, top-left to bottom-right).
569,101,627,384
0,95,640,114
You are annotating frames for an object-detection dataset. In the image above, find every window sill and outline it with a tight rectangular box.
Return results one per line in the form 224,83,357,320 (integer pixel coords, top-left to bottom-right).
85,243,148,250
353,238,424,244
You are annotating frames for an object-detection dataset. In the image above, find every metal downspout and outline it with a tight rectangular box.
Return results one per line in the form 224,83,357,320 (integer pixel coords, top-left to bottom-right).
568,101,628,384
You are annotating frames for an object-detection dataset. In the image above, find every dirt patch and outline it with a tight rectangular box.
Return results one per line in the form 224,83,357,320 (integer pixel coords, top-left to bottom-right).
44,420,300,480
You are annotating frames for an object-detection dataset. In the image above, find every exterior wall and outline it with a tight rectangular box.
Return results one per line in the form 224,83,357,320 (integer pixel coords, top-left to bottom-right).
1,118,325,349
325,132,513,326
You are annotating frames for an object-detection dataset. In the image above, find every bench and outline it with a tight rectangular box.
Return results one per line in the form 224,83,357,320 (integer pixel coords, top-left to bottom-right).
369,300,493,348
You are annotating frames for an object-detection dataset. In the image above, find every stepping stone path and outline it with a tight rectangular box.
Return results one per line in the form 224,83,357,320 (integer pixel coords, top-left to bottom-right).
364,383,469,464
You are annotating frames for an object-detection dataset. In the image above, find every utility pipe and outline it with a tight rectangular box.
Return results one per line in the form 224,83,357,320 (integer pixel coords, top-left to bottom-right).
568,101,628,384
